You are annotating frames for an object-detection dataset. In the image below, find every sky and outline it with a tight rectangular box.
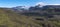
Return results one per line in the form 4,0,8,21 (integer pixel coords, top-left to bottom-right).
0,0,60,7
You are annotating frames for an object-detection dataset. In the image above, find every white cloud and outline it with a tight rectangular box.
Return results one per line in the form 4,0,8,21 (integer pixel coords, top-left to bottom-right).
35,2,47,7
36,2,60,6
36,2,46,6
46,4,60,5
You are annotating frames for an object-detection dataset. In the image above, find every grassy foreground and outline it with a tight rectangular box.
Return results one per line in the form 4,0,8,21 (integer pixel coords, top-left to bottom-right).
0,9,60,27
0,9,41,27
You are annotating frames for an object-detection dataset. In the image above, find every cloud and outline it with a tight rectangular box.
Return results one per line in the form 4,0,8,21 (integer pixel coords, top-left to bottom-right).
35,2,46,7
47,4,60,5
36,2,60,6
36,2,46,6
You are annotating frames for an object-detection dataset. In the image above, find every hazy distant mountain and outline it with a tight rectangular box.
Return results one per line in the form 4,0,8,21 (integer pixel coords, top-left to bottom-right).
12,6,29,13
29,5,60,11
12,6,29,10
42,5,60,9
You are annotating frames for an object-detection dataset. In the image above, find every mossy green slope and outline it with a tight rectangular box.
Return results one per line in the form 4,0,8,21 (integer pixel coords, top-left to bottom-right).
0,9,60,27
0,9,41,27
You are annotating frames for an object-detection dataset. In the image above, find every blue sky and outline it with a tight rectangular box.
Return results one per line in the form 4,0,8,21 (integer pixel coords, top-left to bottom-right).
0,0,60,7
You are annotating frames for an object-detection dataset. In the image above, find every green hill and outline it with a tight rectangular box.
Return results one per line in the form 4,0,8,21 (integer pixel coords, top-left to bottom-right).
0,8,60,27
0,9,42,27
